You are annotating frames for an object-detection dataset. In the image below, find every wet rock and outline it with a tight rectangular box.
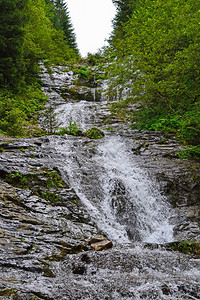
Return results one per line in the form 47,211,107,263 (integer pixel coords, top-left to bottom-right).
80,253,91,264
88,235,107,244
72,262,86,275
91,240,113,251
0,64,199,299
61,85,101,102
0,135,101,297
0,181,19,202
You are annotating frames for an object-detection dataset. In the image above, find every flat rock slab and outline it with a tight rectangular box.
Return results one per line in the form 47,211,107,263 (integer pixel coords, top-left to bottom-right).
91,240,113,251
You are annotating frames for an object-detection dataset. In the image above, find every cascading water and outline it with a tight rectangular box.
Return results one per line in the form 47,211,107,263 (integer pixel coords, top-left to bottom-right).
44,65,174,245
51,131,173,244
3,64,196,300
94,135,174,243
54,101,99,131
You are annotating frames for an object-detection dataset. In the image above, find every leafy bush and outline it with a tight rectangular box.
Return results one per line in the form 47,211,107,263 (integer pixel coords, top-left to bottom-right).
178,146,200,160
0,86,46,137
86,127,104,139
57,121,83,136
106,0,200,152
78,66,92,79
131,107,200,147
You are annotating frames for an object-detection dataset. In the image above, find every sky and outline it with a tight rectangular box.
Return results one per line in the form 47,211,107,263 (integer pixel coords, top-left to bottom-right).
65,0,116,57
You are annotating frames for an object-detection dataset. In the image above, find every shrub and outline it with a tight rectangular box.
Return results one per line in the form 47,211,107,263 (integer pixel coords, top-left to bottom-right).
86,127,104,139
57,121,83,136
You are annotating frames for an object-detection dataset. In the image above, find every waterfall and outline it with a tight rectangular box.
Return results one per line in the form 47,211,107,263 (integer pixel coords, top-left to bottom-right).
94,135,174,243
53,133,174,244
25,66,200,300
41,64,174,244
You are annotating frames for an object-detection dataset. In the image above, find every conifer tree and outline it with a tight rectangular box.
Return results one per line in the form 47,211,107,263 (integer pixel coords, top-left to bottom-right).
111,0,137,44
0,0,27,89
44,0,78,53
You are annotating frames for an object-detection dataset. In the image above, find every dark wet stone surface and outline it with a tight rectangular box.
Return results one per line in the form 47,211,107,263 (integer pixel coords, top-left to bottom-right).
0,65,199,299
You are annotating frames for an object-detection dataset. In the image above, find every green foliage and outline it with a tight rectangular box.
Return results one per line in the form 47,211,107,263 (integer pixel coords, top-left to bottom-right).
0,288,15,297
86,127,104,139
111,0,137,44
131,107,200,147
73,62,105,87
170,241,200,257
107,0,200,149
0,0,79,137
0,0,27,89
0,85,46,137
0,0,78,90
45,0,78,53
23,0,78,70
40,191,62,205
57,123,104,139
85,51,106,66
3,170,69,206
78,66,92,79
109,98,134,121
178,146,200,160
104,127,117,132
66,120,82,136
57,121,83,136
42,105,59,134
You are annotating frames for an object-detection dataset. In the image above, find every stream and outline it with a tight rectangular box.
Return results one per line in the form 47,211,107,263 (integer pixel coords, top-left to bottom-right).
0,65,199,299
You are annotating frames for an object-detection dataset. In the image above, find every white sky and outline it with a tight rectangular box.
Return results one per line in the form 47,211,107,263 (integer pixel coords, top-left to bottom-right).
64,0,116,57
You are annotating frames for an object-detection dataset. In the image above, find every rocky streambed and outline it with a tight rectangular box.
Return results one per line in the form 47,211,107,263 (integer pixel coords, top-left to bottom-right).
0,65,199,299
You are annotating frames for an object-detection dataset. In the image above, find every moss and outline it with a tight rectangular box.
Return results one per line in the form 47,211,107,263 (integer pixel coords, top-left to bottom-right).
104,127,117,132
0,288,15,296
157,139,168,144
4,169,64,190
169,241,200,257
44,244,86,261
2,169,76,206
86,127,104,139
40,191,62,205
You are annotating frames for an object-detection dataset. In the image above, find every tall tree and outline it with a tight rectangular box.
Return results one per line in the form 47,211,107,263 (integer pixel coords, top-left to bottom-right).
110,0,137,44
45,0,78,52
107,0,200,146
0,0,27,89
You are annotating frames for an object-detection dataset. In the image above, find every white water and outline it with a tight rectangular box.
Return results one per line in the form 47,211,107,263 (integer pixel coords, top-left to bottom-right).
53,132,174,244
54,101,97,131
94,135,174,243
35,65,200,300
42,64,174,244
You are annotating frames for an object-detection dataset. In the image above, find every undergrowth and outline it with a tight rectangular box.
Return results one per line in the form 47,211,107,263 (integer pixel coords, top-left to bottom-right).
109,98,200,160
0,84,46,137
3,170,77,206
132,107,200,159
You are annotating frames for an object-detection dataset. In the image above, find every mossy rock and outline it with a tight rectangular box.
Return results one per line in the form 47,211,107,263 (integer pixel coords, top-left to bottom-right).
168,241,200,257
86,127,104,139
61,86,101,102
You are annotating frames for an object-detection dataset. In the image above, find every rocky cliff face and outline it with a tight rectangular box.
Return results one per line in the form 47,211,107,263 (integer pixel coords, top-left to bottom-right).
0,65,199,299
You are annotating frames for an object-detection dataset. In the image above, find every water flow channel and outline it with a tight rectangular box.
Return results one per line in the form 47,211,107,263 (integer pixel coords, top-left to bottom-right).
43,65,174,245
37,65,200,299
